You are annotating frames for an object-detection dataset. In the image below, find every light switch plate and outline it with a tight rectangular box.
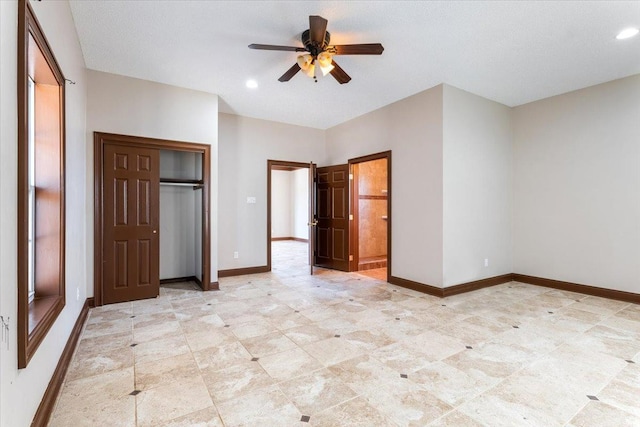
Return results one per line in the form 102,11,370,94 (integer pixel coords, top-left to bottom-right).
247,196,256,204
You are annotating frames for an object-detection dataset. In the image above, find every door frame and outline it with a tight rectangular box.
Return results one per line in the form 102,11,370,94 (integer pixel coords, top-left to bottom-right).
348,151,392,280
266,160,312,272
94,132,212,306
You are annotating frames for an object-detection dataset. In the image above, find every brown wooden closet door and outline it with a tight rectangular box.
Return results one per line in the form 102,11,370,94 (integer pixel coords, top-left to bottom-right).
103,144,160,304
314,164,349,271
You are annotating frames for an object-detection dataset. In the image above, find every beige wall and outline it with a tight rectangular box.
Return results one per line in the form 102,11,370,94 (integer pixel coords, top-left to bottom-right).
291,168,309,240
271,170,292,238
218,113,325,270
86,70,219,282
0,1,88,425
443,85,513,286
326,85,444,286
513,75,640,293
270,169,310,240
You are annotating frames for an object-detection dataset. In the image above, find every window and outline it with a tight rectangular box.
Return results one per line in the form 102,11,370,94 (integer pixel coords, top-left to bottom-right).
17,0,66,369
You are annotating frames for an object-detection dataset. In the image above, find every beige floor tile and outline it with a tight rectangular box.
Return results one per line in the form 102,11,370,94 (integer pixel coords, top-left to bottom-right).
598,378,640,418
202,360,275,403
158,406,224,427
86,305,133,324
49,396,135,427
311,396,396,427
215,385,302,427
66,346,134,381
572,325,640,359
134,334,191,365
616,304,640,322
406,330,467,361
278,368,357,415
572,296,629,315
170,296,208,310
136,375,214,427
179,313,226,333
172,302,217,321
75,330,133,358
132,311,178,329
241,331,298,357
284,323,336,345
436,315,511,345
184,327,237,352
598,314,640,334
51,367,135,426
365,384,453,427
413,361,499,406
444,340,537,381
341,329,395,351
231,320,278,340
132,298,174,315
371,341,434,373
269,311,313,330
133,320,182,343
568,401,640,427
82,317,132,339
328,354,402,395
612,362,640,388
135,352,200,390
459,369,595,426
303,336,364,366
428,410,485,426
193,340,252,370
258,347,324,381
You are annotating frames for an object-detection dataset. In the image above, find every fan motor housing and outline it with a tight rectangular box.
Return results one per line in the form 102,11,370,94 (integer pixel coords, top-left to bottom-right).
301,29,331,56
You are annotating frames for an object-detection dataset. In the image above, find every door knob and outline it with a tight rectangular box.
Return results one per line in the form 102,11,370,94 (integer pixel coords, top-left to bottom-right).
153,230,157,234
307,220,318,226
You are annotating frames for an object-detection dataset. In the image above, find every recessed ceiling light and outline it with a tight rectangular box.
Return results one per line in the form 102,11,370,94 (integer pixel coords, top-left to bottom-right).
616,28,639,40
246,79,258,89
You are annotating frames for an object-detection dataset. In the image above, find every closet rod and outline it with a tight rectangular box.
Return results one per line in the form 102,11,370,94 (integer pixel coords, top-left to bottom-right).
160,182,203,189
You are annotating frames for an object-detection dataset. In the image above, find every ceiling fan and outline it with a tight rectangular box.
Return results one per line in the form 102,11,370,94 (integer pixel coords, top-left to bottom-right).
249,15,384,84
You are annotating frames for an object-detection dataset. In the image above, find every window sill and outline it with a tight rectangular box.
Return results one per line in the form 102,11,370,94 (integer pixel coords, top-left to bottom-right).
22,295,64,367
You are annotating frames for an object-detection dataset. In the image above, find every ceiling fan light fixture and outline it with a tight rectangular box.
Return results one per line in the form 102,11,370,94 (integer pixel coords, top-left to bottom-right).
297,54,313,70
297,53,317,78
317,52,335,76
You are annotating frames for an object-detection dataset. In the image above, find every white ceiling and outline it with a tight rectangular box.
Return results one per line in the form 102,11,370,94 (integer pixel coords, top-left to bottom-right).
68,1,640,129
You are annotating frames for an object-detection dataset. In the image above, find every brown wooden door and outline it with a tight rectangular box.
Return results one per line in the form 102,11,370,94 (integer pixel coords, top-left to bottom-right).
103,143,160,304
314,164,349,271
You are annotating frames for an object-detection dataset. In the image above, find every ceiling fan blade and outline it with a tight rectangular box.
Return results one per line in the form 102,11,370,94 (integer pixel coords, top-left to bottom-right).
249,44,306,52
309,15,328,45
278,63,301,82
330,60,351,84
331,44,384,55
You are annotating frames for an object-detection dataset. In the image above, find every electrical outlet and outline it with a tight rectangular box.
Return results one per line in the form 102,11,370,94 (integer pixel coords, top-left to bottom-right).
233,251,239,259
484,258,489,267
76,288,80,301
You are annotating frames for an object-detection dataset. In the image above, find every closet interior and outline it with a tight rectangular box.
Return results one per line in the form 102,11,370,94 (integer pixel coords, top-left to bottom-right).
354,158,388,271
159,149,203,286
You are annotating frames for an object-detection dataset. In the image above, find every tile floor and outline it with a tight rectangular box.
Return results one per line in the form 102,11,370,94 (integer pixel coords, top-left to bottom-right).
50,241,640,426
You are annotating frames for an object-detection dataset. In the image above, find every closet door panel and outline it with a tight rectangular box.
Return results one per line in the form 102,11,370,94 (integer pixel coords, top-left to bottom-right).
103,143,160,304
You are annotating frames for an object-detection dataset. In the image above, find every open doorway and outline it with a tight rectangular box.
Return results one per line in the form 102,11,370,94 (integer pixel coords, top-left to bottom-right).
349,151,391,281
267,160,312,275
